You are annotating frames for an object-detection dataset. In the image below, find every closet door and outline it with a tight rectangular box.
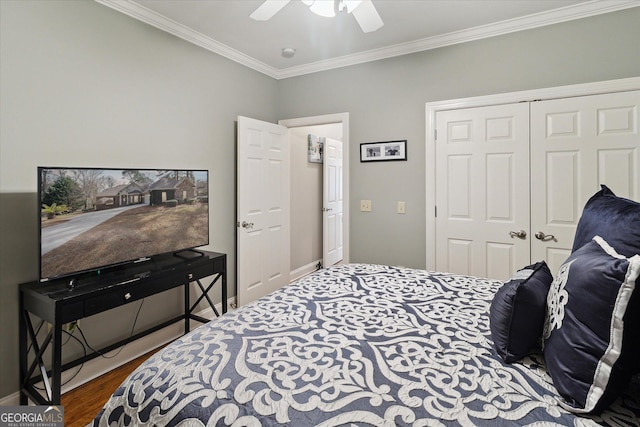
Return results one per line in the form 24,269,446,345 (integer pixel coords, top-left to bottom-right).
435,103,530,280
530,90,640,275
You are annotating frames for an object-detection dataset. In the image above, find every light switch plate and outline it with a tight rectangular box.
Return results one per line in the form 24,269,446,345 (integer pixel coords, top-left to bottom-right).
360,199,372,212
397,201,406,214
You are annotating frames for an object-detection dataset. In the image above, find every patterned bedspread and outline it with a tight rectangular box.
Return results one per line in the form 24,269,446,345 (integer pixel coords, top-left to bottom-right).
93,264,640,426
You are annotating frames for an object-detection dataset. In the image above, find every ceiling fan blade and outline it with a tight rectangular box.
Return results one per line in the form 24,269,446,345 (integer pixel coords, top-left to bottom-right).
351,0,383,33
250,0,291,21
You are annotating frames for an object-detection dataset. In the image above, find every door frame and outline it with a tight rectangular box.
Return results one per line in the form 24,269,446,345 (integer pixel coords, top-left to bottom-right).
279,112,351,269
425,77,640,271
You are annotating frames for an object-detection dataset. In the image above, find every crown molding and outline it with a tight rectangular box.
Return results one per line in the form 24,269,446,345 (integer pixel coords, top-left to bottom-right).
96,0,640,80
277,0,640,78
95,0,280,78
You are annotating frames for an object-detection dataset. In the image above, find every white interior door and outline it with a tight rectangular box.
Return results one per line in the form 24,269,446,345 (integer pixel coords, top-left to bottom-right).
530,90,640,274
237,116,290,307
323,137,343,267
435,103,530,280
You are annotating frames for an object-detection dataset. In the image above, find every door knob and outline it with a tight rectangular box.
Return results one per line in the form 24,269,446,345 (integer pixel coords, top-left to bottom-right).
509,230,527,239
535,231,555,241
241,221,254,229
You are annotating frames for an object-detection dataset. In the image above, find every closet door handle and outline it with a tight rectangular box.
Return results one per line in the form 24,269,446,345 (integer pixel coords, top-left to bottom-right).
535,231,555,241
509,230,527,239
241,221,254,229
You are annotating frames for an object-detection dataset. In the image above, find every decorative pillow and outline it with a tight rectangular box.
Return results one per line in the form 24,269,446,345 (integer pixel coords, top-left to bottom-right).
489,261,553,363
543,236,640,414
572,185,640,258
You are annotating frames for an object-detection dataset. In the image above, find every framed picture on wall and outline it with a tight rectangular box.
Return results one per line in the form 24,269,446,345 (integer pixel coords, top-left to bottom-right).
308,134,324,163
360,140,407,162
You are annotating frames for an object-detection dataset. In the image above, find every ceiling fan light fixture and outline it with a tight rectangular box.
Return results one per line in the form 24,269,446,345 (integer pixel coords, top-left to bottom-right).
340,0,362,14
351,0,383,32
309,0,336,18
251,0,383,33
250,0,291,21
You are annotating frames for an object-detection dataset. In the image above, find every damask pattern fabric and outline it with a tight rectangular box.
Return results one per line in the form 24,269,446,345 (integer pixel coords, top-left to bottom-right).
93,264,640,426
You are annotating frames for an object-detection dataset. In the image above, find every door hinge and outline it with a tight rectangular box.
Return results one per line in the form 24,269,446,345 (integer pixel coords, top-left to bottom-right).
434,129,437,141
435,205,437,217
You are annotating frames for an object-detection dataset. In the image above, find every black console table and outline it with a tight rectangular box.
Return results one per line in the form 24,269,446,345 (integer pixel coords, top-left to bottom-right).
19,250,226,405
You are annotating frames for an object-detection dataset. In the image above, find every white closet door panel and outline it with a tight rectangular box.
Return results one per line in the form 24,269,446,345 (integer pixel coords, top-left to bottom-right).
530,90,640,274
447,155,472,219
436,103,530,280
447,239,472,276
546,151,579,224
486,242,515,279
486,153,515,221
599,149,635,195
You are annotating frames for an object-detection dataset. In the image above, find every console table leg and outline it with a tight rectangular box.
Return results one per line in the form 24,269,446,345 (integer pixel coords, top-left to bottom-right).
184,280,190,335
51,322,63,404
222,272,227,313
19,304,27,404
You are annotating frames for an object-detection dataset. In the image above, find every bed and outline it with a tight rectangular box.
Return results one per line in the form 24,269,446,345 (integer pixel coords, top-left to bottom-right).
92,263,640,426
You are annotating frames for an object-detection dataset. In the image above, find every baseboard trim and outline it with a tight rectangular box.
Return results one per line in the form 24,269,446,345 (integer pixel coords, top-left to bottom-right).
290,260,321,282
0,297,236,405
0,391,19,406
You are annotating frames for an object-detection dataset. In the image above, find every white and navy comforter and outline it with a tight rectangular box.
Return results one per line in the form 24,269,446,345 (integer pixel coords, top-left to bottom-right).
93,264,640,426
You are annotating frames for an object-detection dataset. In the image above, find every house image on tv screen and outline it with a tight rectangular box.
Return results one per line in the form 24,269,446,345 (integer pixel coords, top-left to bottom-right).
96,182,146,210
95,174,199,210
148,175,198,206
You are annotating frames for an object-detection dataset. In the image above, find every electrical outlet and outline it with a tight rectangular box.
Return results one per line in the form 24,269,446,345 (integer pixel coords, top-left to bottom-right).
397,201,406,214
66,320,79,333
360,199,372,212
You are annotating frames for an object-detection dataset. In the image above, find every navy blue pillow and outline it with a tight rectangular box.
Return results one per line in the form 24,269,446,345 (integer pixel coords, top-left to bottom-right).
572,185,640,258
544,236,640,414
572,186,640,376
489,261,553,363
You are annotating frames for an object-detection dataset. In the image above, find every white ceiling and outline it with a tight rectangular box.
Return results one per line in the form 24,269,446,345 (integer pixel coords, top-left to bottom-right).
96,0,639,79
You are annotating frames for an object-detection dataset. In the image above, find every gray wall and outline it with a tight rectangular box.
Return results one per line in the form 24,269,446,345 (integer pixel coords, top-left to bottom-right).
277,8,640,269
0,0,278,398
1,0,639,401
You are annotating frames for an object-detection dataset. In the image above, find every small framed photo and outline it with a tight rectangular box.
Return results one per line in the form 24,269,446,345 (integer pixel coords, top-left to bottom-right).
360,140,407,162
308,134,324,163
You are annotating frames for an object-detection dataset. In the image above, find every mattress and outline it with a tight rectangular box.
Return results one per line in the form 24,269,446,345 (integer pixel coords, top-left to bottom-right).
92,264,640,426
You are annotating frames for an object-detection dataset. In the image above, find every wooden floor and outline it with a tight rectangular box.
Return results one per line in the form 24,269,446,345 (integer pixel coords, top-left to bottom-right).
61,348,161,427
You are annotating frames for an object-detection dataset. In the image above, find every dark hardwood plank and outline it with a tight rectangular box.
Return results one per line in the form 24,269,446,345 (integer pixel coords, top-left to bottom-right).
61,347,161,427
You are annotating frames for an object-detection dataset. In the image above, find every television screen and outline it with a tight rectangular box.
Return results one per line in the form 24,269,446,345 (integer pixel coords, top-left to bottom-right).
38,167,209,282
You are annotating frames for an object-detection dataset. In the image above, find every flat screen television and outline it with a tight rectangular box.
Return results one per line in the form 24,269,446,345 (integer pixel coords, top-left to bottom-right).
38,167,209,283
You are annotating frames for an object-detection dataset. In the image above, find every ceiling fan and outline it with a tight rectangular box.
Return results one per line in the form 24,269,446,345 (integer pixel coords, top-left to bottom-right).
250,0,384,33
